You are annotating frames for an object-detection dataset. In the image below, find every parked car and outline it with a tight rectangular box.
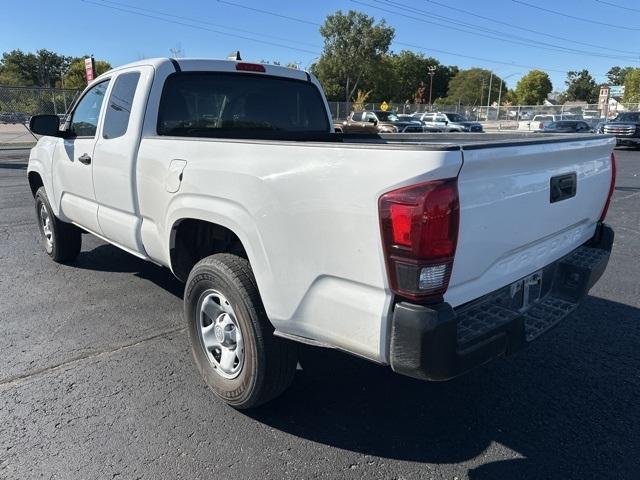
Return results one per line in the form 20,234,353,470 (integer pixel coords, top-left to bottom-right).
595,121,607,134
519,114,583,131
397,114,443,132
508,110,533,120
0,112,29,124
538,120,594,133
337,110,424,133
27,57,615,409
603,111,640,148
412,112,483,132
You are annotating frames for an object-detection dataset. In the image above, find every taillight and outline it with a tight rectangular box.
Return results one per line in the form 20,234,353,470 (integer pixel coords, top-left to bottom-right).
539,122,544,130
379,179,459,301
599,152,617,222
235,62,266,73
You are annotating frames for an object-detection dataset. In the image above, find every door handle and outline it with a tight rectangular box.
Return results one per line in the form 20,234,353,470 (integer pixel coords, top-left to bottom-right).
78,153,91,165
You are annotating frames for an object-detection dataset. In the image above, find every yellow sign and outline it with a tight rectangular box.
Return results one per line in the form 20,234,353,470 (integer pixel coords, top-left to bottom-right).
379,101,389,111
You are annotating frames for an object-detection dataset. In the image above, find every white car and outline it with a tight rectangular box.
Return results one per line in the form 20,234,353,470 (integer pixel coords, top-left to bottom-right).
27,57,615,408
519,114,583,131
412,112,483,132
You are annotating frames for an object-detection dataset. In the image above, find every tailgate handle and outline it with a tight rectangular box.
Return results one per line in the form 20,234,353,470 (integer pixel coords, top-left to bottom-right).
550,173,576,203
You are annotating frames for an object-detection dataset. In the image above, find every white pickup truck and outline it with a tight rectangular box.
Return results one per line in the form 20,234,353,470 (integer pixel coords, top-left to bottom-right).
27,58,616,408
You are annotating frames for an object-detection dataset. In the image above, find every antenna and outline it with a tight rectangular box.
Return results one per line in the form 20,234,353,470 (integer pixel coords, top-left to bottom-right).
227,51,242,61
169,44,185,58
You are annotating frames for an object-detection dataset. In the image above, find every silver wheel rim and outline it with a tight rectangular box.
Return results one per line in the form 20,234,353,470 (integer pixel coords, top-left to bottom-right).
197,289,244,379
38,202,53,253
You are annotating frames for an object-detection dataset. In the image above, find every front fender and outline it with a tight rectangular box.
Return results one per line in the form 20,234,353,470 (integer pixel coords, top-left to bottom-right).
27,138,59,215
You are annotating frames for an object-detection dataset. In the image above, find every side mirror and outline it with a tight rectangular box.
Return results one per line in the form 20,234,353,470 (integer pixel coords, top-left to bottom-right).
444,120,449,125
29,114,62,137
368,117,377,124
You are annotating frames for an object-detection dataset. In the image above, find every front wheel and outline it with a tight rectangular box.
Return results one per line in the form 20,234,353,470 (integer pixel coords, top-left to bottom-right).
34,187,81,263
184,253,298,409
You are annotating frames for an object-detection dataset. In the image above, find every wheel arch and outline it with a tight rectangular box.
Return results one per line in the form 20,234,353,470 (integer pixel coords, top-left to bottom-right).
28,170,44,197
169,217,249,281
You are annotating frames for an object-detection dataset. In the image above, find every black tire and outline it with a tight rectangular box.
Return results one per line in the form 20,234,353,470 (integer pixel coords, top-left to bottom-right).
184,253,297,409
34,187,81,263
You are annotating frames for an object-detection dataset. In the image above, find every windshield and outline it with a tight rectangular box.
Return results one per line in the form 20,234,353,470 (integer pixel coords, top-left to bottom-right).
445,113,467,122
375,111,400,122
614,112,640,122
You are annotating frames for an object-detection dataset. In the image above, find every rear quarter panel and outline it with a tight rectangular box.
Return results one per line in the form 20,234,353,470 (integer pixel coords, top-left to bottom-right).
136,137,462,361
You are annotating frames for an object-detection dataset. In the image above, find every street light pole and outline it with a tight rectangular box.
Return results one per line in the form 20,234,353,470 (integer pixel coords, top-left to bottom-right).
497,72,521,121
428,65,436,111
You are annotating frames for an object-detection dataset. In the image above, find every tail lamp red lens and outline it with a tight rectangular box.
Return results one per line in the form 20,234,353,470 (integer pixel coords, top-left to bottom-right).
235,62,266,73
599,151,616,222
379,179,460,301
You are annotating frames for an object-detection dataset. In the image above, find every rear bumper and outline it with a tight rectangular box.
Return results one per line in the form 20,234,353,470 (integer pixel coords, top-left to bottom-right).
389,223,613,381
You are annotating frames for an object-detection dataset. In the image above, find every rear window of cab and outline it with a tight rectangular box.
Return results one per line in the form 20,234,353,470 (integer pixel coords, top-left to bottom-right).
157,72,330,137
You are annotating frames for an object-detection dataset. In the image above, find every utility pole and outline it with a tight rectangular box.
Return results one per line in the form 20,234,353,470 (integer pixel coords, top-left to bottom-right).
487,71,493,108
427,65,436,110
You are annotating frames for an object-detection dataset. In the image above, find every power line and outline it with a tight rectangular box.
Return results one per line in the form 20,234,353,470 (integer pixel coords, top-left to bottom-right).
216,0,566,73
216,0,321,26
424,0,640,56
363,0,639,61
594,0,640,13
394,40,568,74
94,0,322,49
80,0,320,55
96,0,614,80
511,0,640,31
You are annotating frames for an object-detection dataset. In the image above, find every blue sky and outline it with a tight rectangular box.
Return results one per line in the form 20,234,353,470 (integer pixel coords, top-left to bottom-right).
1,0,639,90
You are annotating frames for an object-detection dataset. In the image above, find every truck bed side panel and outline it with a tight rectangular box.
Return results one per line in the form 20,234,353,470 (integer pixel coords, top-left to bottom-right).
136,137,463,361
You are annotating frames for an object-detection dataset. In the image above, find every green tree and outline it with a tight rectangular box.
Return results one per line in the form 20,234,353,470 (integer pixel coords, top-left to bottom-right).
623,68,640,103
513,70,552,105
445,68,505,106
606,66,634,86
62,58,112,89
383,50,457,104
563,70,599,103
313,10,394,103
0,49,74,87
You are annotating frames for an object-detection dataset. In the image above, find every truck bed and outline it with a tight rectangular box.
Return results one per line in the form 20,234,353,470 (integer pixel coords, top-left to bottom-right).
347,132,606,148
168,130,607,150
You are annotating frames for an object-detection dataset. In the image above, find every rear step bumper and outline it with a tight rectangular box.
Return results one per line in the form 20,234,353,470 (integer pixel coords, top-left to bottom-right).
389,223,614,381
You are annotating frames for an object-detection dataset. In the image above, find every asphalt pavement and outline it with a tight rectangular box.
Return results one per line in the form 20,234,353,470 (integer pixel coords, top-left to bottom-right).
1,147,639,479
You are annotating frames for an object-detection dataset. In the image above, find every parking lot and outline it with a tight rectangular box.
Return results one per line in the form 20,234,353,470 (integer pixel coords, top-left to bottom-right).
1,147,639,479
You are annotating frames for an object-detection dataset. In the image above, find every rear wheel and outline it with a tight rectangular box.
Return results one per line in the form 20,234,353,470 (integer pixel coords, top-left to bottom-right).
34,187,81,263
184,253,297,409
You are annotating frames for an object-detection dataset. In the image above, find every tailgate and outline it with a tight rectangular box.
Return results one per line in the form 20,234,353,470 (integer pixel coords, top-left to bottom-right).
445,136,615,308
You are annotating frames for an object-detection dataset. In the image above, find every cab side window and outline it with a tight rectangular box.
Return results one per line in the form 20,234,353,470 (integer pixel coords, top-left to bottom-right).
103,72,140,139
70,81,110,137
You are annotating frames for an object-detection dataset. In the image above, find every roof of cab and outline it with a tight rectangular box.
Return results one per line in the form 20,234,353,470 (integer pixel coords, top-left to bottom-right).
94,57,309,82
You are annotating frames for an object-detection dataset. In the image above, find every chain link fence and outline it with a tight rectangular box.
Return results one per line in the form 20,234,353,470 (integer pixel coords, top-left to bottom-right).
2,85,640,145
0,86,80,146
329,101,640,129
